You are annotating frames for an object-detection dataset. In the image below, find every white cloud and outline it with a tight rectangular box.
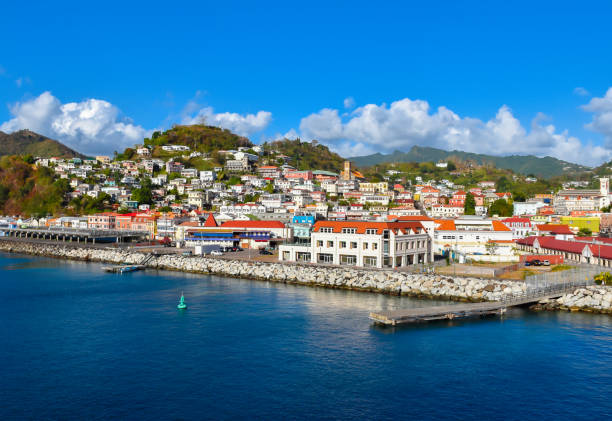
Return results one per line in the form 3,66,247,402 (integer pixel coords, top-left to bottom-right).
0,91,148,155
298,98,611,166
182,106,272,137
583,88,612,149
574,87,590,97
343,96,355,109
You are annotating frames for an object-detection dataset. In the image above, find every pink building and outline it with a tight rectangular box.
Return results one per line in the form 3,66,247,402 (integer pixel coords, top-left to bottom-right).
87,213,117,230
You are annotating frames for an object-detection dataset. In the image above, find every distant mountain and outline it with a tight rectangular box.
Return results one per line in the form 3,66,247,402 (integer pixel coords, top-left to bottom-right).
0,129,85,158
350,146,590,178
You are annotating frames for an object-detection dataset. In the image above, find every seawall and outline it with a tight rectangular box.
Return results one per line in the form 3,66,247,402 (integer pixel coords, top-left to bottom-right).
0,239,526,302
531,286,612,314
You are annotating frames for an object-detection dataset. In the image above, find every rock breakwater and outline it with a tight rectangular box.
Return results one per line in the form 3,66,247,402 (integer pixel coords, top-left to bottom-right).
532,285,612,314
0,240,526,302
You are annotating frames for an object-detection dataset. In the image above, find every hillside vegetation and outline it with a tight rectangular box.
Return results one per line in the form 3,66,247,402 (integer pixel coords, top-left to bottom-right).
146,124,251,153
0,156,70,217
0,130,84,158
350,145,590,178
263,139,344,172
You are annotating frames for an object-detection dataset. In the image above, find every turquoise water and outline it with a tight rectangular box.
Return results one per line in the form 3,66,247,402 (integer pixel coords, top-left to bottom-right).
1,252,611,420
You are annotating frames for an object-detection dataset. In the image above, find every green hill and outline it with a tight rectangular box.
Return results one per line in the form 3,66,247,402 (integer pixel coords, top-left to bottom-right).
144,125,252,153
263,139,345,172
0,155,71,217
350,145,589,178
0,129,85,158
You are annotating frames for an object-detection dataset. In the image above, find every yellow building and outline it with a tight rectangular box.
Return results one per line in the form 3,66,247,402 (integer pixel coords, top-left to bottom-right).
559,216,600,233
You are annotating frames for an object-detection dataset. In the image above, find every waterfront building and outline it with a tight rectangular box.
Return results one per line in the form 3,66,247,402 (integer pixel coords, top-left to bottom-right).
279,220,431,268
433,217,513,255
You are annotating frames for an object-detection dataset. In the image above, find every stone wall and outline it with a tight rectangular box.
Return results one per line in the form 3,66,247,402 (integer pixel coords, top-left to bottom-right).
0,240,526,302
533,286,612,314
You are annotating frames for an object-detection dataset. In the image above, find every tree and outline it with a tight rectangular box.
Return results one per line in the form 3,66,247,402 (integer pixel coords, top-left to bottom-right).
488,199,513,217
485,241,498,255
131,178,153,205
464,192,476,215
578,227,592,237
512,191,527,202
496,176,512,192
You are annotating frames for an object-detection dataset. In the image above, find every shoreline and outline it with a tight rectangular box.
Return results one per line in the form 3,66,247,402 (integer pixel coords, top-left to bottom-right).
1,238,611,315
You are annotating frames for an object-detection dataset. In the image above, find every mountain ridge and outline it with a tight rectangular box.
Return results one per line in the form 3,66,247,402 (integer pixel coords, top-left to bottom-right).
349,145,590,178
0,129,85,158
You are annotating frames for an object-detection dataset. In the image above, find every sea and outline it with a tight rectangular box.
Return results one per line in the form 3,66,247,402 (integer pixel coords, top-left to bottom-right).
1,252,611,420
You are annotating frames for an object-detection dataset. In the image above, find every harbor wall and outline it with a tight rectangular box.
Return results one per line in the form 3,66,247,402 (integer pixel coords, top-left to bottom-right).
0,239,527,302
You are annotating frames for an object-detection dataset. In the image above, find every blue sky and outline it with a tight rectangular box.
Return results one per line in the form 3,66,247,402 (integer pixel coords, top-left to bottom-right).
2,0,612,165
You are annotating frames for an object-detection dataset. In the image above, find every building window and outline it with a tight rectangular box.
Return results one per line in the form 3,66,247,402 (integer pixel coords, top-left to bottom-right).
339,255,357,265
350,242,357,249
366,229,377,235
340,241,347,248
342,228,357,234
363,242,368,249
327,241,334,248
373,243,378,250
320,227,333,233
317,253,333,263
317,240,323,247
363,256,377,267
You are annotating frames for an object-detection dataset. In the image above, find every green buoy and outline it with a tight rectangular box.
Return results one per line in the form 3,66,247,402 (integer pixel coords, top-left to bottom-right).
177,292,187,310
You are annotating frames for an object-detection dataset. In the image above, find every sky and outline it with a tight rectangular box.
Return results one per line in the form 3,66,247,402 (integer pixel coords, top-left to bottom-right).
2,0,612,165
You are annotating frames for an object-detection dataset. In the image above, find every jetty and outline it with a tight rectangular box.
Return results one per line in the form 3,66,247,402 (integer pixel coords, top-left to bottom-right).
103,264,145,273
369,281,589,325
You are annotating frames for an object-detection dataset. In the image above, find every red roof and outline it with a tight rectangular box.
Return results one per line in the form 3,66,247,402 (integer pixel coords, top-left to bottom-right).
501,217,531,223
313,220,425,235
220,220,285,229
536,224,573,235
387,215,433,221
203,213,218,227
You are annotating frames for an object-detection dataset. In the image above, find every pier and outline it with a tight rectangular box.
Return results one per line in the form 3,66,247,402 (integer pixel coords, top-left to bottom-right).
102,264,145,274
369,281,589,325
1,227,148,244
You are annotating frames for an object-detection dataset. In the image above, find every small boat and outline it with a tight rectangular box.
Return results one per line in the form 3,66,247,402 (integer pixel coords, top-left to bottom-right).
177,293,187,310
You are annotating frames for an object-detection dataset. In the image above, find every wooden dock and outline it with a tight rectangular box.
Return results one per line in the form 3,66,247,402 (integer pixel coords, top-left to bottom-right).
102,265,145,274
369,282,588,325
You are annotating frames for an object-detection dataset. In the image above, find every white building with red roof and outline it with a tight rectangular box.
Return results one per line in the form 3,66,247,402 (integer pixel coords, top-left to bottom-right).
279,220,431,268
434,217,514,256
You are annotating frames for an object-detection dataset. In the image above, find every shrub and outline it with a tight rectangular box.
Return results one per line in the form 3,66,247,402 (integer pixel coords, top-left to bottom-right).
594,272,612,285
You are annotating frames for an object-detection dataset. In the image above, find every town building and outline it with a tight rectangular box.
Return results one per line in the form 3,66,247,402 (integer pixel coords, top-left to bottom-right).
279,220,431,268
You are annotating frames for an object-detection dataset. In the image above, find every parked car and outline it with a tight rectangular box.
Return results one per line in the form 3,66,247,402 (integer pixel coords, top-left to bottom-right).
524,261,532,267
181,251,192,257
210,250,223,256
542,260,550,266
531,259,542,266
259,249,273,255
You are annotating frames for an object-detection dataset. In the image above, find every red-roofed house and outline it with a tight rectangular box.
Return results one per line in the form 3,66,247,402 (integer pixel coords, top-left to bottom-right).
535,224,574,240
516,236,612,267
449,190,467,207
433,217,514,258
501,217,533,239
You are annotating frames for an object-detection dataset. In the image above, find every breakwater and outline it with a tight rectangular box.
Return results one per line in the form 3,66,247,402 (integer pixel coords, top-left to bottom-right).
532,285,612,314
0,240,526,302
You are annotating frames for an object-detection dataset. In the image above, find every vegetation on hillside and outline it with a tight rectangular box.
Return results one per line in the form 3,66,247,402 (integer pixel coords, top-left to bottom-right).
361,161,560,196
0,156,71,217
0,130,85,158
350,145,590,178
142,125,252,155
262,139,344,172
